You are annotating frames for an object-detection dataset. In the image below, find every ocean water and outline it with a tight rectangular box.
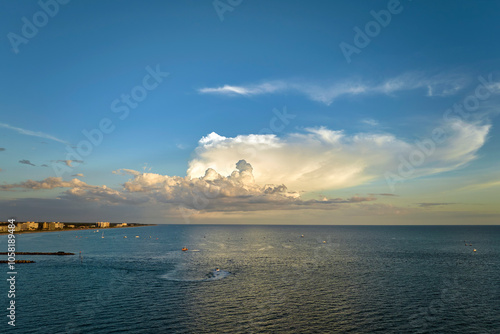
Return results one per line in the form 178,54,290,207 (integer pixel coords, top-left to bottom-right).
1,225,499,333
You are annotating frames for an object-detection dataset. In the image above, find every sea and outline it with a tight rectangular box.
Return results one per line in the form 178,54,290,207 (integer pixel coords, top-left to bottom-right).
1,225,499,333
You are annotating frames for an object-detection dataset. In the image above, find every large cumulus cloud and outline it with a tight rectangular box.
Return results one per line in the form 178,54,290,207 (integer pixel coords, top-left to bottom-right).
188,120,490,192
1,160,375,212
0,119,490,215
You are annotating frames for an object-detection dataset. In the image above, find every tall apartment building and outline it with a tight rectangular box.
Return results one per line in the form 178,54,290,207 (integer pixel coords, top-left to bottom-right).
97,222,110,228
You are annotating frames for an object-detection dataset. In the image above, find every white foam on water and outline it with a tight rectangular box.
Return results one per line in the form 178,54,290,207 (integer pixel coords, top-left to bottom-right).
160,269,230,282
205,269,231,281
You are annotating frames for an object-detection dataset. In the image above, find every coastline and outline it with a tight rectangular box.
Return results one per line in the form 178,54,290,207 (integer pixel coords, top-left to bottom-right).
0,224,156,235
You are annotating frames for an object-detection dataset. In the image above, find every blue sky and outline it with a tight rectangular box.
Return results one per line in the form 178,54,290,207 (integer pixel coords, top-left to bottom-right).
1,0,499,224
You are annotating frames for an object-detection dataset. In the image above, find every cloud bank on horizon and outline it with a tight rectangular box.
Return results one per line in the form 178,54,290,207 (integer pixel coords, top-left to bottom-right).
0,117,490,215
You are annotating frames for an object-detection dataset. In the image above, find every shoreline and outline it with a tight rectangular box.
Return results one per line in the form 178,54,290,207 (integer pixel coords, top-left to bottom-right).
0,224,156,235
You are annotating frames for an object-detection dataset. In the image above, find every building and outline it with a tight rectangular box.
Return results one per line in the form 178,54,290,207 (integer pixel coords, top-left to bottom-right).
26,222,39,230
0,226,8,232
116,223,127,227
52,222,64,230
97,222,110,228
43,222,64,230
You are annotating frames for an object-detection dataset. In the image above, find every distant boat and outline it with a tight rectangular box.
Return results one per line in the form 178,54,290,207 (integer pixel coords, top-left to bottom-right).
301,235,304,238
135,236,139,238
473,249,477,252
323,241,326,243
182,247,188,251
124,236,127,239
101,232,104,239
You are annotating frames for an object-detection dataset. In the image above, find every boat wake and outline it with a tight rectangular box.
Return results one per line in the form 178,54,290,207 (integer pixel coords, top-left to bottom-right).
160,269,230,282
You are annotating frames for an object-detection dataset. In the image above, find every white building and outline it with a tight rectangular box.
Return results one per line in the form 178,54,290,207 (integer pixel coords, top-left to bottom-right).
97,222,110,228
44,222,64,230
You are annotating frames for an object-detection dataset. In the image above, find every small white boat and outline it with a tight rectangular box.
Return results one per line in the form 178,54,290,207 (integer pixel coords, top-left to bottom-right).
124,236,127,239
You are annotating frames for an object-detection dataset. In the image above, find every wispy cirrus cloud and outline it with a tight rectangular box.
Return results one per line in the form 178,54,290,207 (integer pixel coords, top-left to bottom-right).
0,122,70,145
361,119,379,126
198,72,469,105
199,81,287,95
369,193,398,197
417,202,456,207
456,179,500,192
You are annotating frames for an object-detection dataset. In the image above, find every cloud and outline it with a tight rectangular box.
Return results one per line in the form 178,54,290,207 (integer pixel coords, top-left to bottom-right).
0,161,376,212
65,186,148,205
199,81,287,96
457,179,500,192
374,72,468,97
0,148,5,151
198,72,468,105
19,159,36,166
41,164,49,167
55,160,83,167
112,160,377,212
0,118,491,214
0,123,70,145
188,119,490,192
0,177,89,191
72,173,84,177
361,119,379,126
369,193,398,197
417,203,456,207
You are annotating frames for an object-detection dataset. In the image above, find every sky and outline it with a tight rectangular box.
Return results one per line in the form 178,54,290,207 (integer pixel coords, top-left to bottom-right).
0,0,499,224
